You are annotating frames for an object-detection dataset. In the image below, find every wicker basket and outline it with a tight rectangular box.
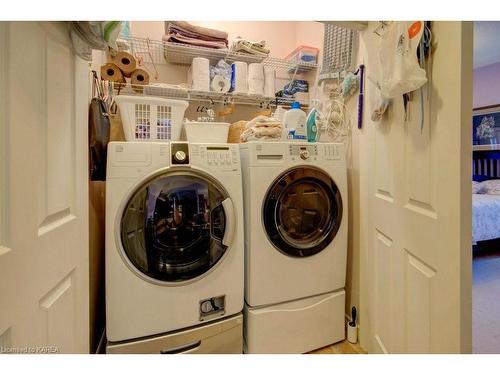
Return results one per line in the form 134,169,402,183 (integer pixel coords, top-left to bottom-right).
227,121,248,143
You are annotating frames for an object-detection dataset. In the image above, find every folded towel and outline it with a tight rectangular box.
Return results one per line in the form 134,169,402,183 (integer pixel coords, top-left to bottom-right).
232,37,270,57
164,21,228,49
240,126,282,142
168,21,228,40
240,115,282,142
163,33,228,49
167,24,227,43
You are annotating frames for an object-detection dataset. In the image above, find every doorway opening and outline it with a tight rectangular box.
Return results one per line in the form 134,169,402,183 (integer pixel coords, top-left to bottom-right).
472,21,500,354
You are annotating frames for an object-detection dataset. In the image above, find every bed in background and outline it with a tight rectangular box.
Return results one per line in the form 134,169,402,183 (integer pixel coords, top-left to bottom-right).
472,149,500,247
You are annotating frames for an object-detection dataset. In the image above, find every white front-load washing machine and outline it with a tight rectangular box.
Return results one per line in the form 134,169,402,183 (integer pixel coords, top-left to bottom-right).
105,142,244,353
240,142,348,353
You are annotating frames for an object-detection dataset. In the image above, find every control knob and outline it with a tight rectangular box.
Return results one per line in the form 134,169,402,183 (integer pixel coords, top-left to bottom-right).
174,150,187,162
299,149,310,160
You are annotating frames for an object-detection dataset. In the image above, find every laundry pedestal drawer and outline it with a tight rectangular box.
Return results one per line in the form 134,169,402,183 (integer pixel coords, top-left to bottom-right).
106,313,243,354
244,290,345,353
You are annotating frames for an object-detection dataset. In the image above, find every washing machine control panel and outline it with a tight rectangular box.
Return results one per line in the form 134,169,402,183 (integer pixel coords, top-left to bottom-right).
322,144,342,160
289,144,318,161
191,144,240,171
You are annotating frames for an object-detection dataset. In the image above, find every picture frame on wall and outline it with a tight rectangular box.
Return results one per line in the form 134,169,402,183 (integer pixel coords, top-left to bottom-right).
473,105,500,147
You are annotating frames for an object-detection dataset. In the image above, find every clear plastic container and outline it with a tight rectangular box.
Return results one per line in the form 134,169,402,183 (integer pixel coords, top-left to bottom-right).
285,45,320,65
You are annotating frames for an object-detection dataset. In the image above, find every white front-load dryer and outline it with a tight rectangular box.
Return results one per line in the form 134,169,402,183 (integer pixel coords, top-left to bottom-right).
105,142,244,350
240,142,348,353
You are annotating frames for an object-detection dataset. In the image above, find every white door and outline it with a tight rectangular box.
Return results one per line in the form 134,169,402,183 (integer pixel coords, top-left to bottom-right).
358,21,473,353
0,22,89,353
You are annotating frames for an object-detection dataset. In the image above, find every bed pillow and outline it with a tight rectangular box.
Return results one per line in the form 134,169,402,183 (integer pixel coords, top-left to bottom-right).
473,181,485,194
480,179,500,195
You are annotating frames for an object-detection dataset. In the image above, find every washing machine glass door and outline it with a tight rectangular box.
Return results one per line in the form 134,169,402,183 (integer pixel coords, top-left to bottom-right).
120,171,232,283
263,167,343,257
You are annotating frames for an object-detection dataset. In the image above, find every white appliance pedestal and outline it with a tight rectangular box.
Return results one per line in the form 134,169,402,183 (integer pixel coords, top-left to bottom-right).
107,313,243,354
244,290,345,354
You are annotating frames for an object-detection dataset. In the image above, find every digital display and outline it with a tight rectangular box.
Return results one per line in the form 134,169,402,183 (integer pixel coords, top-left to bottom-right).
207,147,230,151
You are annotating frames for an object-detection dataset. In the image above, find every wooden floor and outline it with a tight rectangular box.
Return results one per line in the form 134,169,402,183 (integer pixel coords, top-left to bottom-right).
308,340,366,354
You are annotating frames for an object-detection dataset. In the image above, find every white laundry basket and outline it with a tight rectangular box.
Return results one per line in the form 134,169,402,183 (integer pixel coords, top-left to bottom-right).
115,95,189,142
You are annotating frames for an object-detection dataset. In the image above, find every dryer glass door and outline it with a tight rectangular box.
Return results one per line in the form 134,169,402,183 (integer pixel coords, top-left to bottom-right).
263,167,343,257
120,172,230,283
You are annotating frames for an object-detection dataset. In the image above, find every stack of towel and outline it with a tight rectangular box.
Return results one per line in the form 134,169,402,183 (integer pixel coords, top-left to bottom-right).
164,21,228,49
240,115,282,142
232,37,270,57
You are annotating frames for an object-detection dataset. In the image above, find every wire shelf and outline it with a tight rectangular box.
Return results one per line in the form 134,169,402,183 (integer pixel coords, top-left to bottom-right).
114,83,306,108
319,24,357,82
124,36,317,74
126,36,166,66
165,41,265,65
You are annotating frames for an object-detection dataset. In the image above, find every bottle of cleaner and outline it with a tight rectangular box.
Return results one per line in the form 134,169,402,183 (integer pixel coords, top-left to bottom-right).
282,102,307,141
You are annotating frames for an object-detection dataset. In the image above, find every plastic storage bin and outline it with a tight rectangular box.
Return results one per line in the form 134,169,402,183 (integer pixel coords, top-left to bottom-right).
285,45,319,73
115,95,189,142
285,45,319,65
183,121,230,143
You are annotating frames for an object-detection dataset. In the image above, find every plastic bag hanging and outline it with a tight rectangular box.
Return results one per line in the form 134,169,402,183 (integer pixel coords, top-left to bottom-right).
378,21,427,98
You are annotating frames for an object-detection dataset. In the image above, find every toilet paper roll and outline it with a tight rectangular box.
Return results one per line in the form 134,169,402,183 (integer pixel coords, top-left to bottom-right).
248,63,264,80
113,51,137,77
211,74,231,93
264,67,276,98
189,57,210,92
248,63,264,95
230,62,248,94
100,63,125,83
130,68,150,93
248,78,264,95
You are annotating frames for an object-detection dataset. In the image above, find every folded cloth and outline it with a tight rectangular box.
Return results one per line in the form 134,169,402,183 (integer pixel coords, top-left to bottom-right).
167,24,227,43
232,37,270,56
168,21,228,40
240,115,282,142
163,34,228,49
164,21,228,49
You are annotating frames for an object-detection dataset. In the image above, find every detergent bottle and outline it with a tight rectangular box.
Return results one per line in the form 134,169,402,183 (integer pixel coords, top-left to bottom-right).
282,102,307,141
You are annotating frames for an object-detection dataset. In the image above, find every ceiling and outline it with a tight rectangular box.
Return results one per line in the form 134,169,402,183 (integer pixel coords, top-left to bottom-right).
474,21,500,68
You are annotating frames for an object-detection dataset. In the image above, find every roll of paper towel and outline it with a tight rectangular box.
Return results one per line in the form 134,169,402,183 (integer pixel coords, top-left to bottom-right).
230,62,248,94
264,66,276,98
188,57,210,92
211,74,231,93
248,63,264,95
